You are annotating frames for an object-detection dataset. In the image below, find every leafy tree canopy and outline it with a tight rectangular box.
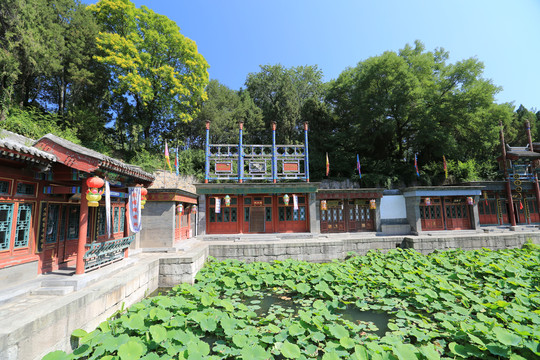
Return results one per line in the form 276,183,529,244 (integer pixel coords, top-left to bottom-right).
88,0,210,146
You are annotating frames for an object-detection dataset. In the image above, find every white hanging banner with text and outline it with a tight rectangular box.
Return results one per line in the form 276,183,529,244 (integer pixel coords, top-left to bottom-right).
128,187,142,233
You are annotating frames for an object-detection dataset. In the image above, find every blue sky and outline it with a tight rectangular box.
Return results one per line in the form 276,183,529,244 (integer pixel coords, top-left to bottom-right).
132,0,540,110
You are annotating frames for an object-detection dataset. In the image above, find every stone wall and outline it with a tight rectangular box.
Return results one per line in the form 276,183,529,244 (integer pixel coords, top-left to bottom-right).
0,257,159,360
141,201,175,248
209,237,402,263
159,245,209,286
402,232,540,254
150,170,197,193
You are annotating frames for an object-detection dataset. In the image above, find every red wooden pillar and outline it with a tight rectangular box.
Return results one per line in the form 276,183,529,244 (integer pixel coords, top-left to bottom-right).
500,123,516,226
124,195,130,258
75,182,89,274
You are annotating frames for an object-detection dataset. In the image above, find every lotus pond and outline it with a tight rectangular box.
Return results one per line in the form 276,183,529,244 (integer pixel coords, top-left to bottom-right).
45,243,540,360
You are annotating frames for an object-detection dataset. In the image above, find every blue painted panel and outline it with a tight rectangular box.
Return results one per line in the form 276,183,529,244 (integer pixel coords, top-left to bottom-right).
14,203,32,248
0,203,14,250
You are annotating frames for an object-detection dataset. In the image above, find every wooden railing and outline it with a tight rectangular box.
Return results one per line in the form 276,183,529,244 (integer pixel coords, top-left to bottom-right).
83,235,135,271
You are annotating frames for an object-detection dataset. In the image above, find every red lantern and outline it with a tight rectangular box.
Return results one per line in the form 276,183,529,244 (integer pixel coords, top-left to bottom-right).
369,199,376,210
85,176,104,207
140,187,148,209
425,197,431,206
467,197,474,205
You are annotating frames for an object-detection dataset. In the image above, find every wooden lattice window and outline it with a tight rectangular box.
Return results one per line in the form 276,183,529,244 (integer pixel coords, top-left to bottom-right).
97,207,106,236
16,182,36,196
67,206,80,240
0,203,14,250
113,206,119,233
14,203,32,248
46,204,60,243
0,180,10,195
120,207,125,232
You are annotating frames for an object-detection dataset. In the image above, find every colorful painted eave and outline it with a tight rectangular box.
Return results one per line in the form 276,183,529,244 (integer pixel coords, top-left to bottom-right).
34,134,155,184
317,188,385,199
195,182,320,195
402,186,484,197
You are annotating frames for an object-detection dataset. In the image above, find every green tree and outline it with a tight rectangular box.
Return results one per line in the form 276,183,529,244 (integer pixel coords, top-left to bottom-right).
326,40,507,186
88,0,210,147
245,64,324,144
186,80,264,147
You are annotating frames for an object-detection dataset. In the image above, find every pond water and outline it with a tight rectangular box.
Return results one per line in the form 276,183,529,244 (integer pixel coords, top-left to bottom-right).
148,288,391,337
246,293,390,337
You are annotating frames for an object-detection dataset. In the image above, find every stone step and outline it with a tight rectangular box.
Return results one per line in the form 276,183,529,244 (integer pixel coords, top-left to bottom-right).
31,286,75,296
40,279,79,288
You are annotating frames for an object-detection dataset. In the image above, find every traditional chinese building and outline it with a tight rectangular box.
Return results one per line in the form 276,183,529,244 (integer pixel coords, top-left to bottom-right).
316,188,384,233
141,188,198,248
196,121,319,235
0,131,154,284
474,121,540,227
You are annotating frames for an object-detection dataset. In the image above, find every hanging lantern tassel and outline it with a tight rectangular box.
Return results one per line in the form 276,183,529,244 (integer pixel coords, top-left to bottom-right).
283,194,290,206
467,197,474,205
85,176,104,207
425,197,431,206
321,200,327,211
140,188,148,209
369,199,376,210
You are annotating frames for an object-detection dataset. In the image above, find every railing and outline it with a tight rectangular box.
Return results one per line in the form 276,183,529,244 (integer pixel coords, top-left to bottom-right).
205,122,310,183
83,235,135,271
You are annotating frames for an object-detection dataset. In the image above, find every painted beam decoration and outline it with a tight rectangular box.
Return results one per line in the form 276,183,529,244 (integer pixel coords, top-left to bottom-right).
205,121,309,182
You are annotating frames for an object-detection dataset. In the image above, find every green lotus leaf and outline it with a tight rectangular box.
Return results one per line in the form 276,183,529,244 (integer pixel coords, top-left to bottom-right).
494,327,522,346
42,350,72,360
233,333,249,348
328,324,348,339
118,340,145,360
280,341,301,359
288,323,305,336
240,344,269,360
339,336,355,349
149,324,167,343
297,283,310,294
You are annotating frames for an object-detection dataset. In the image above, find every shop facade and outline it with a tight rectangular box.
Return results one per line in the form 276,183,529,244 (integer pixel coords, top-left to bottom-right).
0,130,154,284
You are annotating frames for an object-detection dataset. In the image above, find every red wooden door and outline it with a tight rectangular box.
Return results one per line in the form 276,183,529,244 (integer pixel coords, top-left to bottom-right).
526,197,540,223
444,198,472,230
207,196,239,234
346,201,374,231
478,199,498,225
320,201,344,233
420,197,444,231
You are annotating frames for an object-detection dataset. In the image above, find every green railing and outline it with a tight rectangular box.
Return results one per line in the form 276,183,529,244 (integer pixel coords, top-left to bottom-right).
83,235,135,271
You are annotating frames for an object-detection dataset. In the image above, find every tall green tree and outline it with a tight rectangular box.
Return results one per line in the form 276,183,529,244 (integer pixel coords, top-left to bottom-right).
326,40,508,186
245,64,324,144
88,0,210,148
186,80,264,147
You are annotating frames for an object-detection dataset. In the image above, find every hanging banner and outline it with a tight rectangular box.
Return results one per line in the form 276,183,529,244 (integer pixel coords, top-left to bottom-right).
293,194,299,211
215,197,221,214
128,187,142,233
105,180,112,237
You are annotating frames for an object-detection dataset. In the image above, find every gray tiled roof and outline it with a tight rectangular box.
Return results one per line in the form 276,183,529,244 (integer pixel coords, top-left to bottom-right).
0,130,56,162
38,133,154,182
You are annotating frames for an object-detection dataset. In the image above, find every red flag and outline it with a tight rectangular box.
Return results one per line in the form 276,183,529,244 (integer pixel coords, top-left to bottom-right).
325,152,329,177
443,155,448,179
